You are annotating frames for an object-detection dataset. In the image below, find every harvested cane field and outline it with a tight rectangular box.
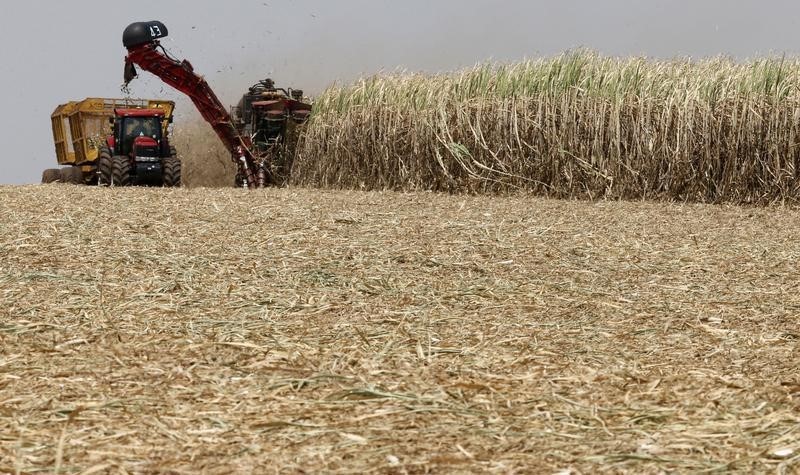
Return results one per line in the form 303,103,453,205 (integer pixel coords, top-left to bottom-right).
295,52,800,203
1,185,799,473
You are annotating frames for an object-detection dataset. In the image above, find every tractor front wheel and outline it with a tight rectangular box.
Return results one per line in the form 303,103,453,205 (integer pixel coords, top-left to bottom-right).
41,168,62,184
97,146,113,186
162,157,181,187
111,156,132,186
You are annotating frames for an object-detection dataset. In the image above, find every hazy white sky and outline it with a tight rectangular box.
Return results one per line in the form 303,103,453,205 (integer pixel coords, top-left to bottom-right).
2,0,800,184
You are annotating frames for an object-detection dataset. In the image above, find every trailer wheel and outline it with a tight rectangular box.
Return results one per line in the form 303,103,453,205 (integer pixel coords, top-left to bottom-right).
61,167,83,185
97,146,113,186
42,168,62,184
111,156,132,186
162,157,181,187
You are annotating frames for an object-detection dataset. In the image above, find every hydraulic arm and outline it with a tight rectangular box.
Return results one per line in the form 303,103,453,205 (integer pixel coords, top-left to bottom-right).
122,21,260,187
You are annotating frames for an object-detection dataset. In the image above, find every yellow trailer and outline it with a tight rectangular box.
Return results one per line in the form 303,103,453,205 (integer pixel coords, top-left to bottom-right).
43,98,175,184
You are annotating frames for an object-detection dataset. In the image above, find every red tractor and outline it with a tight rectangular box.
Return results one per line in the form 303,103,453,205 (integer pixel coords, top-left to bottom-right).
97,107,181,186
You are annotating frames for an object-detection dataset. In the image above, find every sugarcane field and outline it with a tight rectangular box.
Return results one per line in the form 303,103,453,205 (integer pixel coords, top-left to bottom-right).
2,2,800,474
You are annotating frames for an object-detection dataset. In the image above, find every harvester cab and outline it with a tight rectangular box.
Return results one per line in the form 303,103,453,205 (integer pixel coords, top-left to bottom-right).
232,79,312,184
234,78,303,136
250,98,311,147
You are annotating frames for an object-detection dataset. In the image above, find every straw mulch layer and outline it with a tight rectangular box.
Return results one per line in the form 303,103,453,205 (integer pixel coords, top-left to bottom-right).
1,185,799,473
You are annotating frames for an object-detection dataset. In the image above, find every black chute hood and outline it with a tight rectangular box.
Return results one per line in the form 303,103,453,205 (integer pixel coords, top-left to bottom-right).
123,21,169,49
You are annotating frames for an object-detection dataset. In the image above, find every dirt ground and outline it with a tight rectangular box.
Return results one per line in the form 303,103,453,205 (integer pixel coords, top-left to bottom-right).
1,185,798,474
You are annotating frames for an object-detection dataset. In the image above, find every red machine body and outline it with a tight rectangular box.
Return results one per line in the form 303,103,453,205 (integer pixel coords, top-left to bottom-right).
132,135,159,150
232,79,313,185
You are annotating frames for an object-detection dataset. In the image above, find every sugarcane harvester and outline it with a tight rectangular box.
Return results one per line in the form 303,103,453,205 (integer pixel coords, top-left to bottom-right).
122,21,310,188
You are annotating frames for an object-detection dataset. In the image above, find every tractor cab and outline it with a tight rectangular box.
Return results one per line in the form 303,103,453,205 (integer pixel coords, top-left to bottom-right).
110,108,169,158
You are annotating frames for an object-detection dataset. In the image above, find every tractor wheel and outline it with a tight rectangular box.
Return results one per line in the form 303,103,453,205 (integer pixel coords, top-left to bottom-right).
61,167,84,185
162,157,181,187
111,156,132,186
41,168,62,184
97,146,113,186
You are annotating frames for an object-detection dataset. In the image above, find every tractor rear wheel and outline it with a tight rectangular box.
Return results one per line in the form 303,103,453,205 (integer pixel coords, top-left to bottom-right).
42,168,62,184
162,157,181,187
61,167,84,185
111,156,132,186
97,146,113,186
